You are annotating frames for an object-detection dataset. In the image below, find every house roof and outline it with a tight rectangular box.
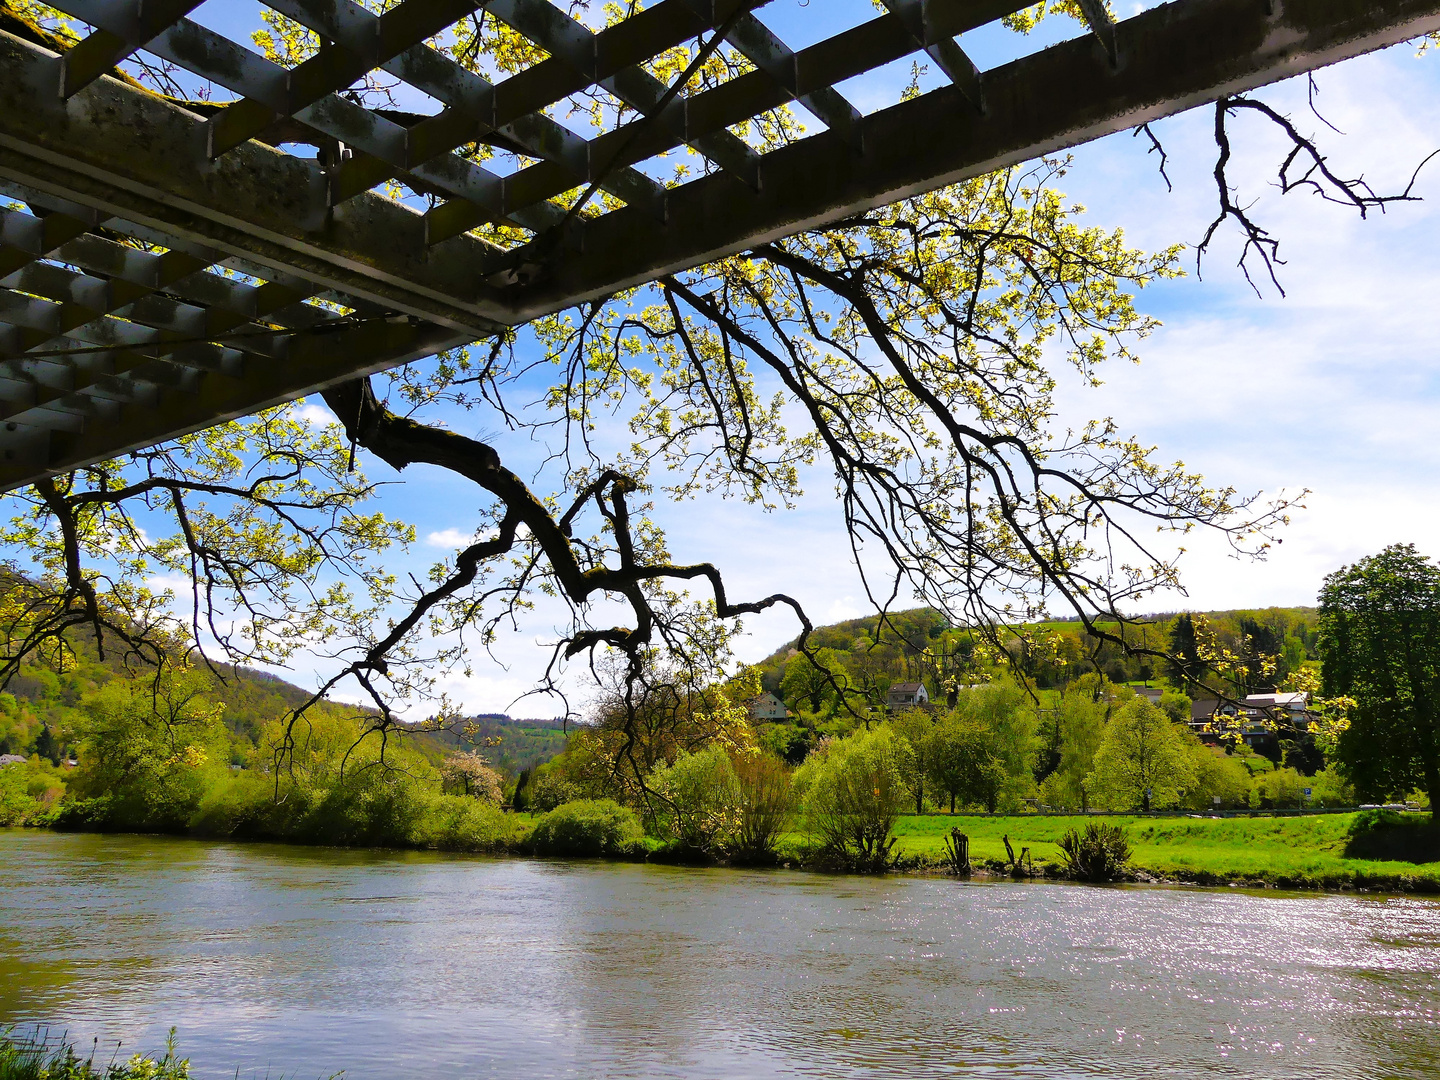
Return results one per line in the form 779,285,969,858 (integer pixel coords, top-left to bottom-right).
889,683,924,693
1243,692,1309,709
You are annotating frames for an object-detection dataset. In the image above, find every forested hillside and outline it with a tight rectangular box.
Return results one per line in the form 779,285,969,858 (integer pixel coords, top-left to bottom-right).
751,606,1320,711
0,607,565,775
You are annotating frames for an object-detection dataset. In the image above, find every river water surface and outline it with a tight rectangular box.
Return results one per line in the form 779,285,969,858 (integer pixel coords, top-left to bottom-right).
2,830,1438,1079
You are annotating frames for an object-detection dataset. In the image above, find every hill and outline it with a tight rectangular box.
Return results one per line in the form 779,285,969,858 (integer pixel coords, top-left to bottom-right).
0,593,568,776
414,714,571,775
749,605,1321,708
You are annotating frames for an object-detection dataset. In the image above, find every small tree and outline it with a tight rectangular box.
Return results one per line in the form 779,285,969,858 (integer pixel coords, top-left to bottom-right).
1158,690,1192,726
1319,544,1440,820
440,751,504,804
927,713,1005,813
794,728,909,871
891,709,937,813
1086,699,1196,811
1040,690,1108,810
780,648,850,717
1182,741,1251,810
70,671,228,831
649,746,742,855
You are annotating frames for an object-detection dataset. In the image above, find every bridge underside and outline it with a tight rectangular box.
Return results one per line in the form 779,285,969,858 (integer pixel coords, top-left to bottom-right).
1,0,1437,490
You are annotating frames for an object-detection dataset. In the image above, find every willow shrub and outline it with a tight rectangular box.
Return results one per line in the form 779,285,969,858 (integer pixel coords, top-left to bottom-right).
794,728,910,872
648,746,742,856
731,753,793,864
528,799,645,857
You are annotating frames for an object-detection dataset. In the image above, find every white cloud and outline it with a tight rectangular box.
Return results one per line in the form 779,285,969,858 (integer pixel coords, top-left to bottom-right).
295,402,338,427
425,528,477,548
827,596,862,622
143,573,193,597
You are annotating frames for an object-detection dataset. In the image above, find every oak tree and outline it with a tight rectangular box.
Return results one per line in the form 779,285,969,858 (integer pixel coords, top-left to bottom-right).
1319,544,1440,818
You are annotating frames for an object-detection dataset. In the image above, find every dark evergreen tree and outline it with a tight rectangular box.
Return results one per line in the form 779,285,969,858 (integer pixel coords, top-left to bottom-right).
33,724,59,765
1167,615,1203,687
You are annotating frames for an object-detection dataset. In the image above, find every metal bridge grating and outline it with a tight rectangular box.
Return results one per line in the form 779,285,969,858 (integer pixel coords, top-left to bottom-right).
0,0,1436,487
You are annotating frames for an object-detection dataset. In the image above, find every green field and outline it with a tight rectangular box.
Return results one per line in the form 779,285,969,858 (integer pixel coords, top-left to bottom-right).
881,813,1440,890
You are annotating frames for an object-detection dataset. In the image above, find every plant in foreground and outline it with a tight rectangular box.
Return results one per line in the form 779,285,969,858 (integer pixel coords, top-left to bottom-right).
1,1028,190,1080
1058,823,1132,882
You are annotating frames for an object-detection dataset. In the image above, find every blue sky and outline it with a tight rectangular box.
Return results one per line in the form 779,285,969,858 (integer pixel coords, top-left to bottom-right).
119,5,1440,714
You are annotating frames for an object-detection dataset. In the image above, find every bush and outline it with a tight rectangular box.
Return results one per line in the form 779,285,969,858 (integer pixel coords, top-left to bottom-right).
529,771,584,812
794,728,908,872
528,799,645,857
0,760,65,826
186,771,274,837
1344,809,1440,862
731,753,793,863
1248,765,1308,809
648,746,741,855
1057,822,1132,882
406,792,523,852
1309,766,1357,808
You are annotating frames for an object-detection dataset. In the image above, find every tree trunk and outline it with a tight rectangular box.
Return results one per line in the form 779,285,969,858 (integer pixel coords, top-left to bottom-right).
1423,753,1440,825
950,792,955,814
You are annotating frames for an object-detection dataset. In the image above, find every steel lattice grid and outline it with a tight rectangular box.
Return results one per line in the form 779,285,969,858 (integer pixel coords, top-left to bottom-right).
22,0,1105,264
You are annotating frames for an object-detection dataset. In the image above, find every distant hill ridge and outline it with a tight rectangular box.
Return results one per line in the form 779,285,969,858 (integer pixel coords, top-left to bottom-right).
755,605,1320,667
748,605,1320,702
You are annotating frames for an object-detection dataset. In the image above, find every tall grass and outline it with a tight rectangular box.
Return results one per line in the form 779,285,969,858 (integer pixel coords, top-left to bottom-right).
1,1029,190,1080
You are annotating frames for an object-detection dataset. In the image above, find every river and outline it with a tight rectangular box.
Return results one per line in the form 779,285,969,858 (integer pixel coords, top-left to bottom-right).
1,830,1438,1079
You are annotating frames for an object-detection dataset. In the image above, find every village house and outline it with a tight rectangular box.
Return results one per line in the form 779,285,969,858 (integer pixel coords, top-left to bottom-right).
886,682,929,710
1190,692,1313,751
747,691,790,722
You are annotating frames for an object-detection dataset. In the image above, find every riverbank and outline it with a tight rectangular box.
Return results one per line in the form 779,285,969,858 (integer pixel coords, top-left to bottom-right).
882,813,1440,892
23,807,1439,894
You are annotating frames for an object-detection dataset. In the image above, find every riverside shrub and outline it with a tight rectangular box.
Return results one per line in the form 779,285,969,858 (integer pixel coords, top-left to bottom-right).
794,727,909,872
1057,822,1131,882
731,752,793,863
0,760,64,825
528,799,644,857
648,746,741,855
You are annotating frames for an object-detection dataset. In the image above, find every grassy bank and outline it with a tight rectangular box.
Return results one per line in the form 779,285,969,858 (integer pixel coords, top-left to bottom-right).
0,1029,191,1080
882,812,1440,890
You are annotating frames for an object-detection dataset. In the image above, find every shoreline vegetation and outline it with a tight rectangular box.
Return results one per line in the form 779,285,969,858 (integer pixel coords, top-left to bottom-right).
1,604,1435,895
5,807,1436,895
0,1029,192,1080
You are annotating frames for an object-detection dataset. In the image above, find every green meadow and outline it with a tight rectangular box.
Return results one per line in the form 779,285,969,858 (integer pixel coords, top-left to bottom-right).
881,812,1440,890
